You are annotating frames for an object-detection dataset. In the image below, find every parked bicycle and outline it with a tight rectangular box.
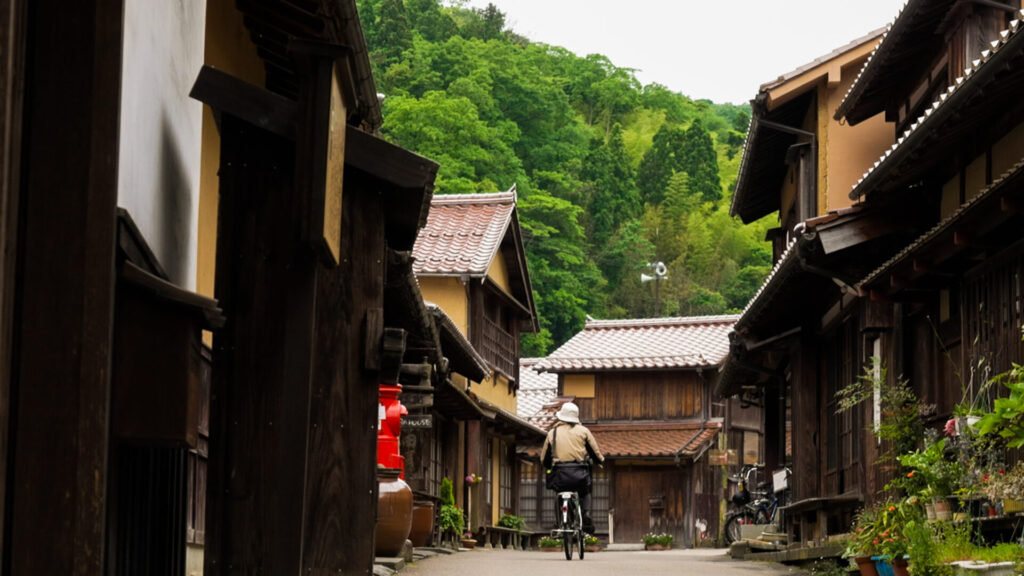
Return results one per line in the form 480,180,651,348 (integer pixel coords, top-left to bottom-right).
551,490,586,560
724,464,791,544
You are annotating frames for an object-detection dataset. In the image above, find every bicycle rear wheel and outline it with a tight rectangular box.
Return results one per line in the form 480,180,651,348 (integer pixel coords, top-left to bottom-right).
724,510,757,544
563,530,572,560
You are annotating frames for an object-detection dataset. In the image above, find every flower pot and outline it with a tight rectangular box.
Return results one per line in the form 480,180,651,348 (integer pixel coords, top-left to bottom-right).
872,556,895,576
460,539,476,549
409,501,436,548
925,501,936,521
645,543,670,550
1002,498,1024,513
952,561,1016,576
375,468,413,558
933,499,953,520
585,544,601,552
893,557,910,576
540,544,561,552
855,556,880,576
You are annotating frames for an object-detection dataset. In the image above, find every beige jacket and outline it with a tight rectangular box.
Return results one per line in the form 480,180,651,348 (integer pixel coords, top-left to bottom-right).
540,422,604,465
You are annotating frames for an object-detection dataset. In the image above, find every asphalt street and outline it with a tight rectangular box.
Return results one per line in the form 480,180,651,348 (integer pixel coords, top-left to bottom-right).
398,547,813,576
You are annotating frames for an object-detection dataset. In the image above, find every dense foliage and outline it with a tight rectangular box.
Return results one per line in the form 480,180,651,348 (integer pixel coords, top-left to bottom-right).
359,0,774,353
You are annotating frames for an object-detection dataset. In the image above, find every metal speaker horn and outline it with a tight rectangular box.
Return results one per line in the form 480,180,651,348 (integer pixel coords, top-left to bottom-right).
641,273,655,283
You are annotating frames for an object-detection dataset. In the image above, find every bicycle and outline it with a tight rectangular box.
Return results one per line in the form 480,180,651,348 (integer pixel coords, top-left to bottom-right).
724,464,790,544
551,491,585,560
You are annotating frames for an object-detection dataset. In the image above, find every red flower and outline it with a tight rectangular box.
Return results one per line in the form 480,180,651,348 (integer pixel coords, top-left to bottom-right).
907,472,915,478
888,506,896,512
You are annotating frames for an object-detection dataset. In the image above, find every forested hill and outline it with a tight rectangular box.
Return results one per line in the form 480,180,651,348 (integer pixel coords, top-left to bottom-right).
358,0,774,355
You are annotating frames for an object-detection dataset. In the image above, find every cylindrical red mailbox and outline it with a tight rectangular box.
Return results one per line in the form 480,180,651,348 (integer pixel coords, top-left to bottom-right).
377,383,408,476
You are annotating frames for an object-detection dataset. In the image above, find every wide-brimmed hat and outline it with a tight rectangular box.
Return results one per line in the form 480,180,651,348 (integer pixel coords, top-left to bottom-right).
556,402,580,424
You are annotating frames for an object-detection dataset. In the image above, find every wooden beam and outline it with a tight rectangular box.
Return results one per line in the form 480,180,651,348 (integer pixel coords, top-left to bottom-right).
189,65,298,139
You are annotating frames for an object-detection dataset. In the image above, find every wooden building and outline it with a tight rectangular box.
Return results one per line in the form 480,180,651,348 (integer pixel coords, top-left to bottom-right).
0,0,445,573
714,27,904,546
407,190,545,538
717,0,1024,551
533,316,735,546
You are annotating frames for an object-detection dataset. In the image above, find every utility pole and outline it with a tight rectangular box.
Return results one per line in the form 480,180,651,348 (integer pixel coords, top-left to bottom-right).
641,261,668,317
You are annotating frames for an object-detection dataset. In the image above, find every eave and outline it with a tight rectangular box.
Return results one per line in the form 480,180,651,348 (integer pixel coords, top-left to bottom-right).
848,12,1024,202
836,0,959,125
859,157,1024,299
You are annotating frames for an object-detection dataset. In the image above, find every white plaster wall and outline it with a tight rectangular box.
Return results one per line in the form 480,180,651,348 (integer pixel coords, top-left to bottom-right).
118,0,206,290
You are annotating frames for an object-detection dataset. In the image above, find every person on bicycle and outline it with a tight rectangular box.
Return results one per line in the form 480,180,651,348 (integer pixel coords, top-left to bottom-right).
540,402,604,534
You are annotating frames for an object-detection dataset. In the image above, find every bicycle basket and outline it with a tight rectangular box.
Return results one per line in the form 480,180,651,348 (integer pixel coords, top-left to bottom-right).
730,488,750,506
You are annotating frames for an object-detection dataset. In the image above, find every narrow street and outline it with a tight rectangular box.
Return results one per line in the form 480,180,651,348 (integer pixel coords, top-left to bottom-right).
397,547,811,576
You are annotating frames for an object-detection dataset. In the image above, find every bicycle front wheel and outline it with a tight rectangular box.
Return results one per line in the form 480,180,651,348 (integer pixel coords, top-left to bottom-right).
724,511,757,544
576,503,585,559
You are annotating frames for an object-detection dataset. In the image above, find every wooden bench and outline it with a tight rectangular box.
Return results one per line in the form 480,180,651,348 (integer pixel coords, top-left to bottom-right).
480,526,546,550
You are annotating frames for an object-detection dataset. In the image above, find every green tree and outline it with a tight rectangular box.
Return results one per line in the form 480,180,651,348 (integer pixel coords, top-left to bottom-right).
380,90,524,194
376,0,413,66
405,0,457,43
636,123,686,205
680,118,722,203
582,125,640,248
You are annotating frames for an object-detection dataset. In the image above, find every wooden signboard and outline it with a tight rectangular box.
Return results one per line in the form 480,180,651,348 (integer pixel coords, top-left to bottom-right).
708,449,738,466
321,67,345,264
401,414,434,430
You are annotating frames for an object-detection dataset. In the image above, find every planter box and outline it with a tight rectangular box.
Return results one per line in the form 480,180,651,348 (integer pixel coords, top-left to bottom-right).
540,545,561,552
739,524,767,541
951,561,1016,576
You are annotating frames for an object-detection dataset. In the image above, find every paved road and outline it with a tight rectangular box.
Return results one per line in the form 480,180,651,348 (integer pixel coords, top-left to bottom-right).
400,547,811,576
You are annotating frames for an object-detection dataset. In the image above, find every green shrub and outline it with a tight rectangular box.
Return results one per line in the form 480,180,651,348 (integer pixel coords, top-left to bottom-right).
439,477,455,507
497,513,526,532
439,504,463,537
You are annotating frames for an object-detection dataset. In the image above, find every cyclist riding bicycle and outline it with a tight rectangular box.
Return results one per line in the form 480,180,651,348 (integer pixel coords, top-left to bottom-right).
540,402,605,534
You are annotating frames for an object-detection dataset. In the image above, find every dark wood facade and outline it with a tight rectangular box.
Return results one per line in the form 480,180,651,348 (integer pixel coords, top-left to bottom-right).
719,0,1024,550
0,1,439,573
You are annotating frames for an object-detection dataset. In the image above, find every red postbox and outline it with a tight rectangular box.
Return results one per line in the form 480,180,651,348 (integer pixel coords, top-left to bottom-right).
377,383,408,476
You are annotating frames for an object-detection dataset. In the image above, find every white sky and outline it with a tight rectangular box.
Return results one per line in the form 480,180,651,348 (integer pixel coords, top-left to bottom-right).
460,0,907,104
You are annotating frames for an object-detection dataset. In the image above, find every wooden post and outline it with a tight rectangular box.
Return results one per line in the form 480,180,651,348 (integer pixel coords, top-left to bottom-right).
9,0,124,573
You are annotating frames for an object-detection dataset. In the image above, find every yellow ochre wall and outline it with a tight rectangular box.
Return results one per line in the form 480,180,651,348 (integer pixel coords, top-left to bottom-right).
819,60,893,215
939,120,1024,219
198,0,266,344
563,374,595,398
486,253,511,295
418,277,469,334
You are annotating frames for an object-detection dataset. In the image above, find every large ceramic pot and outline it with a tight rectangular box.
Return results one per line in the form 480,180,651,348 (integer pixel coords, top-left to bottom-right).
375,467,413,557
855,556,880,576
409,501,436,548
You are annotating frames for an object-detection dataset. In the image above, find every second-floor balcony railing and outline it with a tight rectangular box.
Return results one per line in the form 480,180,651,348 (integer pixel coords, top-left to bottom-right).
480,316,515,379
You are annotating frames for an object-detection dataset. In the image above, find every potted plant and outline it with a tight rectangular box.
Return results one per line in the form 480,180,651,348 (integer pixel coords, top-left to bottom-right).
538,536,562,551
845,505,882,576
459,531,477,549
584,534,601,552
641,532,673,550
898,434,960,520
981,461,1024,514
438,477,464,548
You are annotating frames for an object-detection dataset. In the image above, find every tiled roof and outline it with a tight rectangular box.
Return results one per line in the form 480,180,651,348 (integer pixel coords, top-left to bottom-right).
517,358,557,419
412,190,516,277
536,316,738,373
848,11,1024,201
590,421,721,459
528,396,572,430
